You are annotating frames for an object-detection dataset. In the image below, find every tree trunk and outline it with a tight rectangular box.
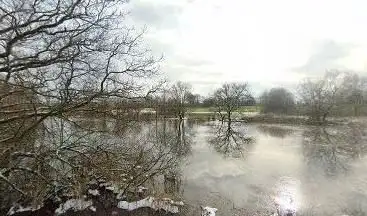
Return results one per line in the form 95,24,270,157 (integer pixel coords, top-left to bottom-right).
227,111,231,123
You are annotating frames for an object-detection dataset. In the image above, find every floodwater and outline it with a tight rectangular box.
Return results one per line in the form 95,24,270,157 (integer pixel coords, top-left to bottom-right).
168,120,367,216
17,118,367,216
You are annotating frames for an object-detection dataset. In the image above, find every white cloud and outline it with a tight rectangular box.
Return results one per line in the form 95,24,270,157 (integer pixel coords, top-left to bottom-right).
128,0,367,96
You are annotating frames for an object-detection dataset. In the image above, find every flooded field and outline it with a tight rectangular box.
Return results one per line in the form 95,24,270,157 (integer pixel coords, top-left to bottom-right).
4,119,367,216
170,120,367,216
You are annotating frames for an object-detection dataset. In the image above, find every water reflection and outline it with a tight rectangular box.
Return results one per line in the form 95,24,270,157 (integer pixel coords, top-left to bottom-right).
209,121,254,158
149,119,194,198
274,177,300,216
155,119,193,158
1,116,196,214
257,125,294,138
8,118,367,215
302,123,367,177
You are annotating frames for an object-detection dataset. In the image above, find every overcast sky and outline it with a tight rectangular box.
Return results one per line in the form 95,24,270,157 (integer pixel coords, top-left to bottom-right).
126,0,367,96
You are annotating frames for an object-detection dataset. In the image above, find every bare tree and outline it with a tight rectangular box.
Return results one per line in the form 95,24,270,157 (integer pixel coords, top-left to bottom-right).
202,96,215,107
213,82,251,122
298,71,346,124
168,82,192,119
259,91,269,105
0,0,168,213
0,0,162,140
337,72,367,116
185,92,200,106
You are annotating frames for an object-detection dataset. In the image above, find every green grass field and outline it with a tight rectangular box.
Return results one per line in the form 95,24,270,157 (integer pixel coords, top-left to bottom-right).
188,105,262,113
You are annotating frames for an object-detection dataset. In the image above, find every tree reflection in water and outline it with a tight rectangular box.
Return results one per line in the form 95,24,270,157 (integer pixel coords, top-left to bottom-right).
209,121,254,158
0,117,195,215
150,119,194,197
155,119,193,159
302,123,367,177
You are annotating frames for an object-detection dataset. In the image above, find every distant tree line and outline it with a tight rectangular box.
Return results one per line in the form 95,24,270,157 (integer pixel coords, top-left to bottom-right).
260,88,295,115
259,71,367,124
147,81,254,121
90,71,367,124
297,71,367,123
147,70,367,124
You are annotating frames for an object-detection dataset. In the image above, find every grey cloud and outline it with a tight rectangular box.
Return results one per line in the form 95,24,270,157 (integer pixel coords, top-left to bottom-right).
148,38,174,56
173,56,214,67
164,64,221,80
130,1,183,29
189,80,222,85
247,81,299,98
162,64,223,95
294,40,354,74
190,82,222,96
247,82,273,97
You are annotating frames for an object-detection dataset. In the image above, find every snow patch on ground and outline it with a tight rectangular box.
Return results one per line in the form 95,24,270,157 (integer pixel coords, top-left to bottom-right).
88,189,100,196
137,186,148,193
200,206,217,216
99,182,110,187
118,197,184,213
89,206,96,212
55,199,93,215
7,205,41,215
106,186,115,191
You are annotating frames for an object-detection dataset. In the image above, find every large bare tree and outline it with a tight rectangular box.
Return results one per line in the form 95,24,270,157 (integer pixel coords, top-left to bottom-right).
213,82,251,122
298,71,346,124
337,72,367,116
0,0,161,140
168,82,192,119
0,0,170,213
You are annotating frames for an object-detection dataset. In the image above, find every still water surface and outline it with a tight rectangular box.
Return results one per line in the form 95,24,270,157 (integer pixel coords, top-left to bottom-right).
176,121,367,215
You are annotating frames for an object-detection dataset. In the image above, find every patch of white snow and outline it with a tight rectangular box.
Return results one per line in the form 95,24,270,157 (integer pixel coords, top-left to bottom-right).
88,189,100,196
137,186,148,193
55,199,92,215
200,206,217,216
118,197,183,213
7,205,41,215
89,206,96,212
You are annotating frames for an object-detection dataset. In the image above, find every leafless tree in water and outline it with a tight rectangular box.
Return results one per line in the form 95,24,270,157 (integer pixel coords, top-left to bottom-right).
298,71,348,124
213,83,252,122
336,72,367,116
0,0,173,213
168,82,192,120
